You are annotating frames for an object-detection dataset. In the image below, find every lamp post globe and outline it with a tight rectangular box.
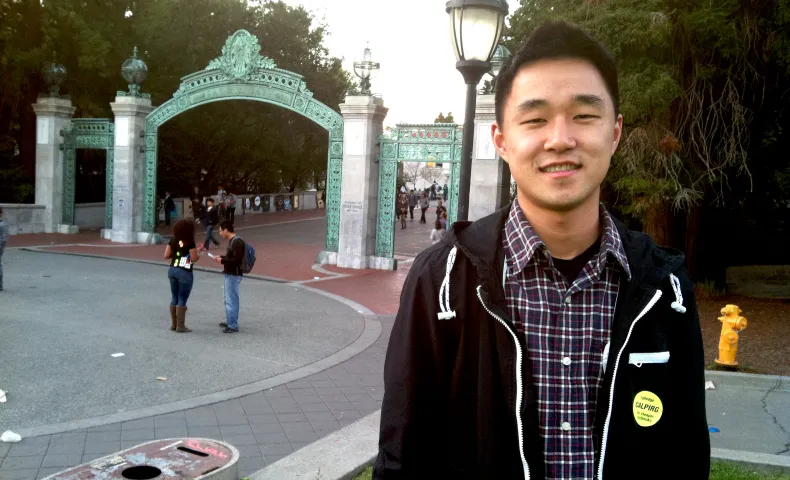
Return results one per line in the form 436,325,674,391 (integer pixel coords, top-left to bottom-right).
121,46,148,97
352,44,380,96
42,60,66,97
445,0,508,221
490,44,511,79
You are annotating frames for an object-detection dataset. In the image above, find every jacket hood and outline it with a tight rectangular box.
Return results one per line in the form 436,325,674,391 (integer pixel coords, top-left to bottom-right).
444,204,685,288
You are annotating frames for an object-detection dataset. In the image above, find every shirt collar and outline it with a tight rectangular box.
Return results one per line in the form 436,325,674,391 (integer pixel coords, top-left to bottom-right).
503,199,631,280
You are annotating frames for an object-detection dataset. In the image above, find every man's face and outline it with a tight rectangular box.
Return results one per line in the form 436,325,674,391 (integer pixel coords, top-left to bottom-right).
492,58,623,213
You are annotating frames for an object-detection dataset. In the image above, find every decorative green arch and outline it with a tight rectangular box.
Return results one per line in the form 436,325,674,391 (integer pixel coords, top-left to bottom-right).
375,123,462,259
144,30,344,251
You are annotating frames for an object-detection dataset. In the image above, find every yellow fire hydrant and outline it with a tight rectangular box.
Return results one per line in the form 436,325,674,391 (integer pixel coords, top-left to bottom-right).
715,304,747,367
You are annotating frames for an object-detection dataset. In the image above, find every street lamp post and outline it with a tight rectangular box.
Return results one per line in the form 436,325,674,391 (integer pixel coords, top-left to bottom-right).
352,44,380,96
446,0,508,221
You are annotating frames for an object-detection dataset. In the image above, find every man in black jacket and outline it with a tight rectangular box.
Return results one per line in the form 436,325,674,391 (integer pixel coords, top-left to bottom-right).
373,21,709,480
215,221,245,333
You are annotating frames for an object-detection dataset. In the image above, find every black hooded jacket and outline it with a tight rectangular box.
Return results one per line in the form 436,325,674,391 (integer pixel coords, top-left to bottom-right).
373,206,709,480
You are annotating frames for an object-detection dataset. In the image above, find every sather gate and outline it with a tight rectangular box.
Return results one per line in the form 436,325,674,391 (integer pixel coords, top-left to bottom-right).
143,30,345,251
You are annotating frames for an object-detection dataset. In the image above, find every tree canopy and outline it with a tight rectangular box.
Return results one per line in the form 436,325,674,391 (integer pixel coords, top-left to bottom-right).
0,0,352,202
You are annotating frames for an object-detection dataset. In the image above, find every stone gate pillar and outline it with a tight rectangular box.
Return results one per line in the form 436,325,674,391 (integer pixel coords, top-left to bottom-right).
336,95,389,269
469,94,511,221
32,97,77,234
102,95,156,243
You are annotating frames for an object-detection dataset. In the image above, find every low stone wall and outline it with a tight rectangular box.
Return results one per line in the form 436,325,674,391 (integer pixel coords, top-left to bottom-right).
726,265,790,299
0,204,46,235
75,202,106,229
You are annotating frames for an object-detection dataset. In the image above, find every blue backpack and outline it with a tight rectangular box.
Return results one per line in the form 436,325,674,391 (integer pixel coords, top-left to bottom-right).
233,236,256,274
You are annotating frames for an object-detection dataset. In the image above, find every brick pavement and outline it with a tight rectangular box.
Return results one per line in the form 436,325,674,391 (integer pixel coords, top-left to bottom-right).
0,317,395,480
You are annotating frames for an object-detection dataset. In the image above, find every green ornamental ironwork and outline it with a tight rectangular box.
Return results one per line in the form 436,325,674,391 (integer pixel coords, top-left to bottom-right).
59,119,115,228
375,123,463,258
142,30,344,251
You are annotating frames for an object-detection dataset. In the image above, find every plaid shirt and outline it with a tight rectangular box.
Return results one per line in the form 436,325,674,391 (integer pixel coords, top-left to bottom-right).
502,200,630,480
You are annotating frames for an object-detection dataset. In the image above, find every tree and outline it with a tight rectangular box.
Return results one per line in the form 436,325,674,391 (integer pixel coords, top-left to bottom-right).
402,162,422,190
434,112,455,123
421,167,445,186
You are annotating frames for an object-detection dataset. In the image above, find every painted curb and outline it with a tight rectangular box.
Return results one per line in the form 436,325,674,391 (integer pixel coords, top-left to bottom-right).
705,371,790,391
12,250,382,438
713,448,790,473
250,411,380,480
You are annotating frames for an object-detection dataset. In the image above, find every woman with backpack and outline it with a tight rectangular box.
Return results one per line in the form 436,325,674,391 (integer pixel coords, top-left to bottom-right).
164,219,201,332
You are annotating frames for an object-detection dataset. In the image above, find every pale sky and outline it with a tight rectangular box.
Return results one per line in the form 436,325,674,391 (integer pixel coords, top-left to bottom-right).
283,0,522,127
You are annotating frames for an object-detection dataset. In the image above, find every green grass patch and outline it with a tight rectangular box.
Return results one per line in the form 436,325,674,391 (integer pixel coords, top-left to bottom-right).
352,466,372,480
350,461,789,479
711,461,790,479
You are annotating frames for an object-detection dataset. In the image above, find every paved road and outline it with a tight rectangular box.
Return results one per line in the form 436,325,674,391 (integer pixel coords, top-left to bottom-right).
0,249,364,431
706,377,790,456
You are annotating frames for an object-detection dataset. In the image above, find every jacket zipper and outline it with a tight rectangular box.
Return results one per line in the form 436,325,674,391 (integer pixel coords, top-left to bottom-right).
476,285,530,480
597,289,662,480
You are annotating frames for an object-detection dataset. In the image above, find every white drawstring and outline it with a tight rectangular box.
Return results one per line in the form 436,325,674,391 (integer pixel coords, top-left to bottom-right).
438,246,458,320
669,273,687,313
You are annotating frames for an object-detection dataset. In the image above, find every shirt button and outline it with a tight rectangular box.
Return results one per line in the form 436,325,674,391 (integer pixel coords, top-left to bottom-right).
562,357,572,366
564,297,572,304
561,422,571,431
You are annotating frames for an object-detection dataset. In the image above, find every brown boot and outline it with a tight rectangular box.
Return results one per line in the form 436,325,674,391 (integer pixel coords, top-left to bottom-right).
169,305,177,331
176,306,192,333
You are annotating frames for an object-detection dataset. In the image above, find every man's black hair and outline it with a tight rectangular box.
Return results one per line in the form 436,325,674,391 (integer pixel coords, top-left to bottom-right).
220,220,234,233
495,21,619,126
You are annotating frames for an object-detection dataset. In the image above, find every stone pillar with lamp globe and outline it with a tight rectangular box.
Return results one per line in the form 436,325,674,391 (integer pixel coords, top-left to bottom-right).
32,57,77,234
332,44,391,270
103,47,159,244
469,44,513,221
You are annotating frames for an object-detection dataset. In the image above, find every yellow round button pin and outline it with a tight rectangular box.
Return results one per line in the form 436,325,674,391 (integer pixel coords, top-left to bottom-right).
632,390,663,427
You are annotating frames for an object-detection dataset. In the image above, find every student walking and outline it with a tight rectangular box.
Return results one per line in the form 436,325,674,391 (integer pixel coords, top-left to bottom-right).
398,193,408,230
164,219,200,332
408,190,418,220
201,198,221,251
214,221,245,333
418,193,428,224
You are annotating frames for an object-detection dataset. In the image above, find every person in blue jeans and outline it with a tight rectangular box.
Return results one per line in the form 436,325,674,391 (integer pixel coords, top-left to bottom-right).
214,220,245,333
164,219,200,332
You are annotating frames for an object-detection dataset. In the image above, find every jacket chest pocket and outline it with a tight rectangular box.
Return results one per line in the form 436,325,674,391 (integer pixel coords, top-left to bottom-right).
624,350,672,433
628,351,669,367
